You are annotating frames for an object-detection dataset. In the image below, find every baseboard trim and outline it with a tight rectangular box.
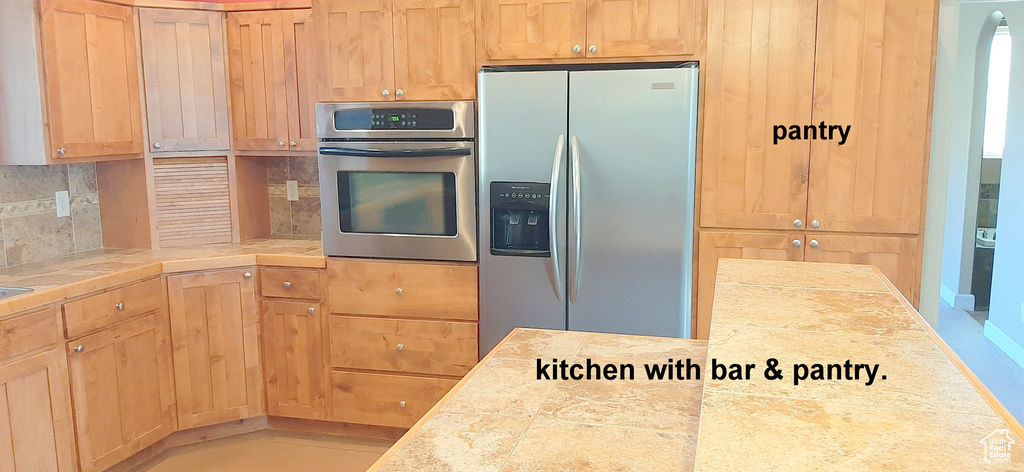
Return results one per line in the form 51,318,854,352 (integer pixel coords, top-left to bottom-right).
940,283,956,306
983,321,1024,371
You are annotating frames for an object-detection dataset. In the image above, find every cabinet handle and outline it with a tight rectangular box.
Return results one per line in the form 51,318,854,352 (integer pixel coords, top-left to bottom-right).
382,89,390,97
395,288,403,295
792,239,802,248
278,141,286,147
115,302,125,311
572,45,582,54
398,401,406,408
809,239,819,248
290,141,297,147
811,219,821,228
308,307,315,314
588,45,597,53
244,272,252,279
283,281,292,288
57,147,66,155
396,89,404,98
153,142,162,149
74,345,84,353
793,219,803,228
397,343,404,351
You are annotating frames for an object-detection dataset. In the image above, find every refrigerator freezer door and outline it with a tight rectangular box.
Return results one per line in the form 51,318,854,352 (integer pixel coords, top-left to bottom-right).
566,67,699,339
478,70,570,355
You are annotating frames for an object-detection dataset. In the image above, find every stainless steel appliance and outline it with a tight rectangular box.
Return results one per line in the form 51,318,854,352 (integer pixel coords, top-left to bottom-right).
316,101,477,262
478,64,699,354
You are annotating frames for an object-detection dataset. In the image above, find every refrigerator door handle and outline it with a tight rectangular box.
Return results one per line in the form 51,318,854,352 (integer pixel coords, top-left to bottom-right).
549,134,567,302
568,135,582,304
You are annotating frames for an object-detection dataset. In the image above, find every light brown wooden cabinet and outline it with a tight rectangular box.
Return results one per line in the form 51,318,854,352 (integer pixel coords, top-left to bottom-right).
330,371,457,428
803,234,921,304
66,313,175,472
167,268,264,429
227,9,318,152
479,0,698,60
40,0,144,160
314,0,475,101
262,299,326,420
139,8,231,153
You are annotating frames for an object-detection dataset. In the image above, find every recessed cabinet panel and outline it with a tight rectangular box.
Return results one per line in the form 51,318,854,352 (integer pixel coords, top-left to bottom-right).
480,0,586,59
263,300,325,420
314,0,396,101
283,9,319,151
803,234,921,305
0,350,76,472
227,11,290,151
330,370,456,428
393,0,476,100
584,0,700,57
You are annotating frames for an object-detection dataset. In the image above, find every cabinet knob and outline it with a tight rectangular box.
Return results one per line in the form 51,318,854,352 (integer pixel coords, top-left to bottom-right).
283,281,292,288
115,302,125,311
395,287,403,295
809,239,819,248
573,45,582,54
396,89,404,98
57,147,66,155
308,307,315,314
382,89,390,97
244,272,252,279
153,142,162,149
792,239,802,248
398,401,406,408
74,345,84,353
811,219,821,228
278,141,286,147
588,45,597,53
290,141,297,147
794,219,803,228
397,343,404,351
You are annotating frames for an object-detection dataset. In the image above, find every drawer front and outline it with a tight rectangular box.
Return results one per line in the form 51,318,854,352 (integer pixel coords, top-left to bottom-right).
63,278,163,339
327,260,478,320
329,316,477,376
0,308,58,363
260,267,321,300
330,371,456,428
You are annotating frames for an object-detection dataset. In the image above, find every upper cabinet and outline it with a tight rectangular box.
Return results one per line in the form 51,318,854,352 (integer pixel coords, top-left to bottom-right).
42,0,144,162
479,0,698,60
807,0,935,235
139,9,231,153
314,0,475,101
227,9,318,152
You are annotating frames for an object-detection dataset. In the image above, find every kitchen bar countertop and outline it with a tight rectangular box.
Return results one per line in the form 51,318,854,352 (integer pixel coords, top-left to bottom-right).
0,238,323,316
372,259,1024,471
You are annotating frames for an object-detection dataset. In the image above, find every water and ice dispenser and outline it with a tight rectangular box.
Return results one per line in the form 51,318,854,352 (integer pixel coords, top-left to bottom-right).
490,182,550,257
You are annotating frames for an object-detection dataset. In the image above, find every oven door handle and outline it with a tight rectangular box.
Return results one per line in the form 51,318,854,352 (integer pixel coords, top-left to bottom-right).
318,147,471,158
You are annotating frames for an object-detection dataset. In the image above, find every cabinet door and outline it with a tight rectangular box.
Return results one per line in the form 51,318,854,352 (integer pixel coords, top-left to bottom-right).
40,0,143,159
67,313,175,472
139,9,231,153
480,0,586,60
584,0,699,57
700,0,817,230
807,0,936,234
282,9,319,151
393,0,476,100
313,0,396,101
803,234,921,305
227,11,290,151
262,300,325,420
696,231,804,339
167,268,263,429
0,351,76,472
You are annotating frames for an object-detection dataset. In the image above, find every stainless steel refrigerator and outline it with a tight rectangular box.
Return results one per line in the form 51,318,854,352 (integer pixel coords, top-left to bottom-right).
478,64,699,355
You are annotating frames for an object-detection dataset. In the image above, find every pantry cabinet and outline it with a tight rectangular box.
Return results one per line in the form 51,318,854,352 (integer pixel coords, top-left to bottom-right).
803,234,921,304
40,0,144,160
314,0,475,101
139,9,231,153
227,9,318,152
167,268,264,429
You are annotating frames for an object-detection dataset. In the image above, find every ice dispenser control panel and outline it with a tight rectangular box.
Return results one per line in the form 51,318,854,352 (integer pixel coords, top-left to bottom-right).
490,182,550,257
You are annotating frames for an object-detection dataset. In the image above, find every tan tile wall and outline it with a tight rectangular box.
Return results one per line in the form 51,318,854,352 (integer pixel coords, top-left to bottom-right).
0,164,102,268
267,157,322,237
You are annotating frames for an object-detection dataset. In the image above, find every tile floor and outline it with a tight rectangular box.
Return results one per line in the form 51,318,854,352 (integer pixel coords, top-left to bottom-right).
130,430,395,472
938,300,1024,424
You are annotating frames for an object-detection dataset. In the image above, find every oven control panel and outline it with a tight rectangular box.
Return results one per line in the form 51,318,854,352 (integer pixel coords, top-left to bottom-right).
334,108,456,131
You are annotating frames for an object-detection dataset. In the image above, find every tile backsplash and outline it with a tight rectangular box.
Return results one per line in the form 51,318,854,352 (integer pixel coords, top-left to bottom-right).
0,164,102,268
267,157,321,237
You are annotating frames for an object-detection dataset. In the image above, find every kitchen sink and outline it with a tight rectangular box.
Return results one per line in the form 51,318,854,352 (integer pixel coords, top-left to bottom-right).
0,286,33,299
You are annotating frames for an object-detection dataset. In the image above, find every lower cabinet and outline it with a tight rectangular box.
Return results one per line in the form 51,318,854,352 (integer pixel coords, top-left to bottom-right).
67,313,175,472
167,268,264,429
0,349,77,472
803,234,921,304
330,371,457,428
262,299,326,420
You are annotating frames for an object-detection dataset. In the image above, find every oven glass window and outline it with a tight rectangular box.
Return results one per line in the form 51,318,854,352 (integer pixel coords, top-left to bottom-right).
337,172,458,236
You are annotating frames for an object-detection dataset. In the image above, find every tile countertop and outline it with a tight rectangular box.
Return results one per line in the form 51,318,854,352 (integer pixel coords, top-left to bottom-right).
371,260,1024,472
0,238,323,316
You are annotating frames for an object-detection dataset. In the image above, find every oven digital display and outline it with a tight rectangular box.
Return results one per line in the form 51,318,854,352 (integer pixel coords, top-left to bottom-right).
333,108,456,131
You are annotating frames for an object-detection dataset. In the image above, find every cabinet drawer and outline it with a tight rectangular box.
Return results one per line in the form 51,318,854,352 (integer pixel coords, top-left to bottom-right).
330,371,456,428
63,278,163,339
260,267,321,300
329,316,477,376
0,308,58,363
327,260,477,320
